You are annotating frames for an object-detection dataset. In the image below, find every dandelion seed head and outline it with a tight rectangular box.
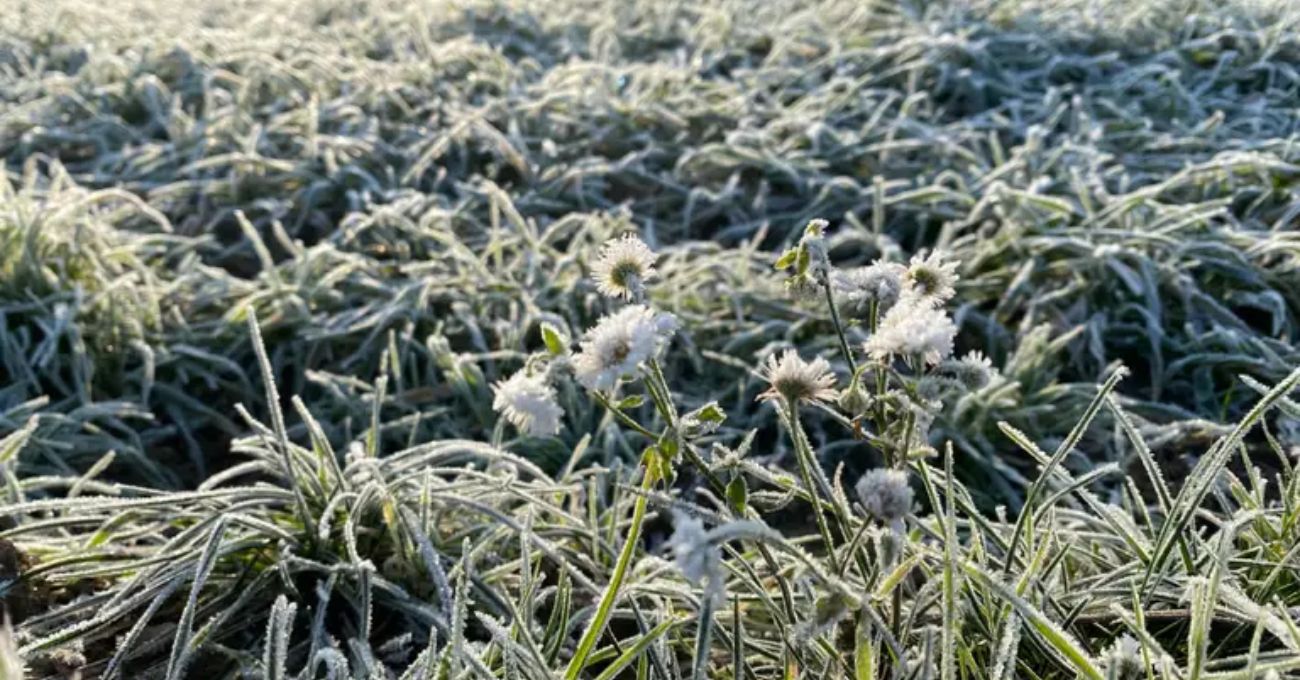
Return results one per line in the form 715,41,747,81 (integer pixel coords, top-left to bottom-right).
492,369,564,436
592,234,658,300
572,305,676,391
864,298,956,366
832,261,907,316
905,251,959,304
855,468,913,523
758,350,838,405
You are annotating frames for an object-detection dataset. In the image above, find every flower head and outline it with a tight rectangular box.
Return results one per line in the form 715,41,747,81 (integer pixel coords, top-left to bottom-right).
855,468,913,523
905,251,959,304
864,298,956,366
832,261,907,317
592,234,657,300
492,369,564,436
572,305,677,391
758,350,838,405
947,350,995,390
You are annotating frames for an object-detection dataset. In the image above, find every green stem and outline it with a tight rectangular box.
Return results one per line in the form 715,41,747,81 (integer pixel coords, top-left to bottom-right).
690,591,717,680
563,461,659,680
592,391,658,439
784,400,841,573
868,300,891,467
645,358,679,423
821,272,857,375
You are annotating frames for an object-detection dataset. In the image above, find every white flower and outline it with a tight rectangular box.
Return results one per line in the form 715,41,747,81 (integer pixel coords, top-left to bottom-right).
757,350,838,405
864,298,956,366
592,234,657,300
491,369,564,436
855,468,912,523
905,251,959,304
572,305,677,390
832,261,907,316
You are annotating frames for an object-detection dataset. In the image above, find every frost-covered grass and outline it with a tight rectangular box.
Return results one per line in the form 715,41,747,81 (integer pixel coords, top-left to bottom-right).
2,0,1300,677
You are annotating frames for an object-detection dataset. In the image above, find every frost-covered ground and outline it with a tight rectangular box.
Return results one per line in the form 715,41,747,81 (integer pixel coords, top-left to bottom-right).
2,0,1300,677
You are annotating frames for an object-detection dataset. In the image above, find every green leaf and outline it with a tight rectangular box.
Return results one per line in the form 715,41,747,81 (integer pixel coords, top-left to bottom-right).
774,248,799,271
657,435,679,460
691,402,726,425
541,323,568,355
726,476,748,514
617,395,645,410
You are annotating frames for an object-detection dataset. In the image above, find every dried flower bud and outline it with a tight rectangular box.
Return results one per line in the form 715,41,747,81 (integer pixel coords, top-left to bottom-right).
855,468,913,523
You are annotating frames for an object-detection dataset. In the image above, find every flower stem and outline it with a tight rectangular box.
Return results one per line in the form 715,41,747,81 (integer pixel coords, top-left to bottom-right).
868,299,891,467
784,400,841,573
821,273,857,375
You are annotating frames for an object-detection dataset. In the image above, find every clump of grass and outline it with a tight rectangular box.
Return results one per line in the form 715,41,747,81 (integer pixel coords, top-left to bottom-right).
3,229,1300,678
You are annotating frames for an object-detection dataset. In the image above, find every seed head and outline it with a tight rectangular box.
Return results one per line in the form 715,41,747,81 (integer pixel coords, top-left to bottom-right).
855,468,913,523
492,369,564,436
832,261,907,317
572,305,677,391
592,234,657,300
758,350,838,406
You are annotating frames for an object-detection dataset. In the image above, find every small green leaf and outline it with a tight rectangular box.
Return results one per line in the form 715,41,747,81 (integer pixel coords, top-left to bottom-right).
726,476,748,514
657,435,679,460
774,248,799,271
692,402,726,424
617,394,645,410
541,323,568,355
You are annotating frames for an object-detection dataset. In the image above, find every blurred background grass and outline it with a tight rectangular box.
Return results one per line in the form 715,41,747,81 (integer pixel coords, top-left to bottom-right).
1,0,1298,501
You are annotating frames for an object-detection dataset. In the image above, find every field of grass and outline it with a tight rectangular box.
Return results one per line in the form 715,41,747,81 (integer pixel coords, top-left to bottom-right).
2,0,1300,677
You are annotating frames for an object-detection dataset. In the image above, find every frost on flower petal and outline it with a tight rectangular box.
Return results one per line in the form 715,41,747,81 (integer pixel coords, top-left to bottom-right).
863,298,956,366
758,349,838,405
572,305,677,391
591,234,658,300
832,261,907,317
905,250,959,304
492,369,564,436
